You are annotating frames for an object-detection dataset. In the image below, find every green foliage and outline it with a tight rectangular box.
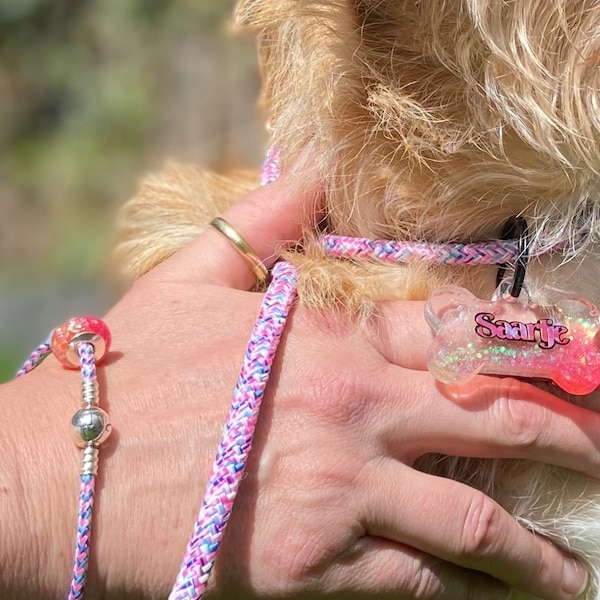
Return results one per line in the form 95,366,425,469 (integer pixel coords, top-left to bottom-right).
0,348,17,383
0,0,262,358
0,0,238,276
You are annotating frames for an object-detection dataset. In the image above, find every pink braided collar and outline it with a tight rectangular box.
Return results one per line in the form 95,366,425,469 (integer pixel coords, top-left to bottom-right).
321,234,522,265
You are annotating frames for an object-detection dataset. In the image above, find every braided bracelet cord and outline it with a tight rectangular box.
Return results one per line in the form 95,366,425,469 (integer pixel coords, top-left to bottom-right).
68,341,100,600
169,260,298,600
70,472,96,600
16,339,52,378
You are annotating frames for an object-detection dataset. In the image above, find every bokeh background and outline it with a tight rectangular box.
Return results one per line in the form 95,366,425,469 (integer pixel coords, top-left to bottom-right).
0,0,265,381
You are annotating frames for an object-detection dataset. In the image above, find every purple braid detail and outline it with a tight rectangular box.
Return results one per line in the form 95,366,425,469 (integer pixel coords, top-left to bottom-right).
322,234,522,265
169,261,298,600
18,319,109,600
66,342,99,600
77,342,97,382
260,145,282,186
15,340,52,377
68,474,96,600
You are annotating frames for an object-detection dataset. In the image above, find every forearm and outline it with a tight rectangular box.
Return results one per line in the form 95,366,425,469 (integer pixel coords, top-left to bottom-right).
0,368,78,598
0,357,233,599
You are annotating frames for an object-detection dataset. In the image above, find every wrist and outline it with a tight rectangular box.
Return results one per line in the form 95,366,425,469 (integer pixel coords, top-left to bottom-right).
79,353,236,598
0,365,80,598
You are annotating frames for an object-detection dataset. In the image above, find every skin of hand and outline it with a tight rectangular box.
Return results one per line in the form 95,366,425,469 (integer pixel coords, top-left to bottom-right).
0,175,597,600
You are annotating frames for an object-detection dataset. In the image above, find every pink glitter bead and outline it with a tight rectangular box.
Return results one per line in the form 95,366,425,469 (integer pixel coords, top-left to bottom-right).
51,317,111,368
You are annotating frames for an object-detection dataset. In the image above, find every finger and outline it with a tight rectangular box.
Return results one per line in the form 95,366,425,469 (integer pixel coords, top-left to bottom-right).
373,366,600,477
366,300,432,370
320,536,508,599
164,174,324,290
358,460,588,600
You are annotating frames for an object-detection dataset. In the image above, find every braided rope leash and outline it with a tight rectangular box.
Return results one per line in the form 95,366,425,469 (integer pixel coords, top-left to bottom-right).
17,317,112,600
169,260,298,599
259,144,282,187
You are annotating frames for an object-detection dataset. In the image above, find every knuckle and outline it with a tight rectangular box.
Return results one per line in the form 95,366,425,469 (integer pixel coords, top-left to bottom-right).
276,524,356,591
494,379,547,448
283,536,330,584
464,580,480,600
403,559,445,600
405,554,506,600
303,363,369,426
459,492,505,560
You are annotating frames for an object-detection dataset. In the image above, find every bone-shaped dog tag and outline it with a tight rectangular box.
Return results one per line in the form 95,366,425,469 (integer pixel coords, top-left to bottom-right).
424,285,600,395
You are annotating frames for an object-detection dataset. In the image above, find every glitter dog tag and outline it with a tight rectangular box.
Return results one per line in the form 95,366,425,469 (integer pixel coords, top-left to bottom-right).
424,286,600,395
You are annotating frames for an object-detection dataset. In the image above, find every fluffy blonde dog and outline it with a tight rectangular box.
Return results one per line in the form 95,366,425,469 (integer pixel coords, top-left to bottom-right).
117,1,600,598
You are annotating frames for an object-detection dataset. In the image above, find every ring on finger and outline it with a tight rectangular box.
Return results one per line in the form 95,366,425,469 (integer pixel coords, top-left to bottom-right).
209,217,269,285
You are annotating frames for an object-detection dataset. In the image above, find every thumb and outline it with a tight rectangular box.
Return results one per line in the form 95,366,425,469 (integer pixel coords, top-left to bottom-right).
166,173,324,289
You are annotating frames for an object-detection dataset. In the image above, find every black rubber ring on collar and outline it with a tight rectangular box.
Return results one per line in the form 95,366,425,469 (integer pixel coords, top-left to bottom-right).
495,216,530,299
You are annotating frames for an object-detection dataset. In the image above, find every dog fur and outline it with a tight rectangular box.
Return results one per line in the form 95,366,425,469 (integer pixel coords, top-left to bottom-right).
117,2,600,597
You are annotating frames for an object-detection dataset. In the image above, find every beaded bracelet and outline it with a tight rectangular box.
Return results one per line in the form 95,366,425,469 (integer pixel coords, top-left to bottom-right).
18,316,112,600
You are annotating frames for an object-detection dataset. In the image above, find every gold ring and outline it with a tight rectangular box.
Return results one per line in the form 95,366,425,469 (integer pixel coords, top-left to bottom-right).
209,217,269,285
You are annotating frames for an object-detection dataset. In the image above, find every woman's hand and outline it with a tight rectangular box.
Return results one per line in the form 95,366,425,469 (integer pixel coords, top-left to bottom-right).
1,174,595,600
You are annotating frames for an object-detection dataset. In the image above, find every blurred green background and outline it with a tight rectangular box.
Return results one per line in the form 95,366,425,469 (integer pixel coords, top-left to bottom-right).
0,0,265,381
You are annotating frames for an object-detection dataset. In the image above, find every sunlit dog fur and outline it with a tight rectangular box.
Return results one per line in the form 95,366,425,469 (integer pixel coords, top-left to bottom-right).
117,2,600,597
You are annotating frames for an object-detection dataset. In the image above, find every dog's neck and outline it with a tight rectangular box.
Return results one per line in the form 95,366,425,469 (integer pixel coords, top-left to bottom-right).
243,0,600,260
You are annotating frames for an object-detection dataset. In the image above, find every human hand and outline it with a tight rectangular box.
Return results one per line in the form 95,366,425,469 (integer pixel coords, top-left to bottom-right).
1,174,595,600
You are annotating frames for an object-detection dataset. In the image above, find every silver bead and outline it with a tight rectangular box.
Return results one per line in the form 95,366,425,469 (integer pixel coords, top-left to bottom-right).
81,445,99,476
81,379,99,406
66,331,108,366
71,406,112,448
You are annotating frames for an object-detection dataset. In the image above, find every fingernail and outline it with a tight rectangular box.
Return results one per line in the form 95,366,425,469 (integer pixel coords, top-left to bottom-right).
562,558,587,597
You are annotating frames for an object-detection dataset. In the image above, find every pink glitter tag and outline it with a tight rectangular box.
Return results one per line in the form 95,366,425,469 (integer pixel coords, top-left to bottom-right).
425,286,600,395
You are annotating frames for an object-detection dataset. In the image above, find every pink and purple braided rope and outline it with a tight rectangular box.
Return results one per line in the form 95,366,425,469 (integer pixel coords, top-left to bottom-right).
16,340,99,600
169,260,298,600
259,145,282,187
321,234,523,265
69,473,96,600
68,341,97,600
15,339,52,378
